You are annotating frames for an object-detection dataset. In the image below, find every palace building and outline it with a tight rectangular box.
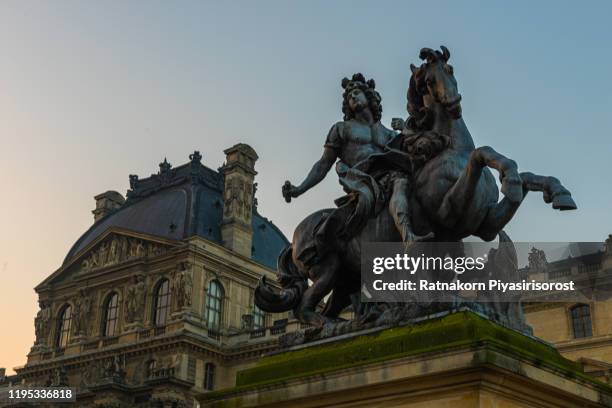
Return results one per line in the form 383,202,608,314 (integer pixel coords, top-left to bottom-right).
12,144,293,407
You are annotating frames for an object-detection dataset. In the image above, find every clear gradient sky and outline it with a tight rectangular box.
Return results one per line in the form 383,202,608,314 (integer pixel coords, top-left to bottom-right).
0,1,610,374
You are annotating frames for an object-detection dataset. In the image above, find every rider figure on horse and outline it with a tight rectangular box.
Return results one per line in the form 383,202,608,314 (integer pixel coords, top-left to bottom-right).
282,73,426,265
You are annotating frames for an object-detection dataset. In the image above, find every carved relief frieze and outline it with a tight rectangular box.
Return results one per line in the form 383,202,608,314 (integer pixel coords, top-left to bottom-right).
224,176,253,223
80,235,169,273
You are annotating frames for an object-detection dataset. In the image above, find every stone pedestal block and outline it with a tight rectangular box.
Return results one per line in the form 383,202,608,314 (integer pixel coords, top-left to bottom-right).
198,311,612,408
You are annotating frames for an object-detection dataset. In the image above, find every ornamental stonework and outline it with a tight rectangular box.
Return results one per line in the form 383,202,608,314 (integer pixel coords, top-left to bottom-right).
172,263,193,311
34,301,52,346
80,235,168,272
223,176,253,224
124,274,147,324
73,289,94,337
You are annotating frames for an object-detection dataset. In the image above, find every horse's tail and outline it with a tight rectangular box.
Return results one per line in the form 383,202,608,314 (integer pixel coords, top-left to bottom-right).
490,230,519,281
254,246,307,313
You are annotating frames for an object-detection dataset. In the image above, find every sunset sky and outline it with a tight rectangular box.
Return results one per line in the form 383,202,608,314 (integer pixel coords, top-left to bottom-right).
1,1,611,374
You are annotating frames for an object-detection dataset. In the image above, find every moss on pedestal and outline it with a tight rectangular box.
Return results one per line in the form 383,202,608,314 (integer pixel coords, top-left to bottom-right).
204,311,611,402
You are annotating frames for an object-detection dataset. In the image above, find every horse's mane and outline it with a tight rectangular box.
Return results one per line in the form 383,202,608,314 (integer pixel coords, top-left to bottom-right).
406,64,433,131
404,62,449,168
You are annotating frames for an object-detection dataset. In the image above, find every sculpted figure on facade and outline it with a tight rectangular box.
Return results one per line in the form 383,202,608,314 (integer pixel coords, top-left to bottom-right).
223,178,234,217
107,238,119,265
125,274,146,323
135,240,146,257
119,235,129,260
528,247,548,271
169,353,182,373
172,264,193,310
98,242,109,266
104,354,126,381
244,181,253,221
79,363,95,390
46,366,68,387
34,301,51,346
224,176,251,221
73,289,92,337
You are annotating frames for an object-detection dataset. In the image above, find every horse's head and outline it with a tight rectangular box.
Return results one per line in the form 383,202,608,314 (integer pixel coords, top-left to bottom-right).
408,46,462,120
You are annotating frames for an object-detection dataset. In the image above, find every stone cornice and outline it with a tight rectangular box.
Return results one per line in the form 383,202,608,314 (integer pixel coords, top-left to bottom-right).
17,329,281,377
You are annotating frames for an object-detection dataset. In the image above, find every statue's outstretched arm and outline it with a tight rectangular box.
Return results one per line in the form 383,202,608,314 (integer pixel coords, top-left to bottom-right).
282,147,337,203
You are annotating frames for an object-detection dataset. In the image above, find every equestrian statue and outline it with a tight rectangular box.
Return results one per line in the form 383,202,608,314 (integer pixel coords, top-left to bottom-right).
255,46,577,329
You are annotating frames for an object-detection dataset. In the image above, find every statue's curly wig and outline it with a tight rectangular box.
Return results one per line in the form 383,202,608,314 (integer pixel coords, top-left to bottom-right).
341,73,383,122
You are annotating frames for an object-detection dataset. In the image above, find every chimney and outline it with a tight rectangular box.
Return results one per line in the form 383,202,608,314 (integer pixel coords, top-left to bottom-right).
220,143,258,257
92,191,125,222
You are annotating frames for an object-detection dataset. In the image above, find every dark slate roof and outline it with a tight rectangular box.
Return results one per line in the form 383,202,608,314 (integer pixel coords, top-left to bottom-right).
63,152,288,269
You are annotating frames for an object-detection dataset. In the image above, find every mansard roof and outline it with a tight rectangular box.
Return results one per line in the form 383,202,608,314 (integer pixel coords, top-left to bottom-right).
63,151,288,269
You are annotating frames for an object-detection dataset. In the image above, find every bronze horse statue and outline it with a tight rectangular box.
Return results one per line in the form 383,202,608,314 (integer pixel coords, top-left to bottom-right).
255,46,577,327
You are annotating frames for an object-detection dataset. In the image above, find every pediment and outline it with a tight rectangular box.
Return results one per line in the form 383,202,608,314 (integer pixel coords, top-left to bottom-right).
77,232,171,273
37,229,178,290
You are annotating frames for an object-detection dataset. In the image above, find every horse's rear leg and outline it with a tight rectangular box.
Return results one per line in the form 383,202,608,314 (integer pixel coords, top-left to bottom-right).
438,146,522,228
477,186,528,241
296,254,340,327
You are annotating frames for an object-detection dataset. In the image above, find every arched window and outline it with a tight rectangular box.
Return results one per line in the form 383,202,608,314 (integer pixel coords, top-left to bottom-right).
253,304,265,329
56,305,72,348
570,304,593,338
205,281,224,329
153,279,171,326
102,293,119,337
204,362,215,390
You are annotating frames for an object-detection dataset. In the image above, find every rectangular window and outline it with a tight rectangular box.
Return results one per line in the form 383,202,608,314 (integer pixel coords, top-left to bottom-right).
571,304,593,338
204,363,215,390
187,356,196,382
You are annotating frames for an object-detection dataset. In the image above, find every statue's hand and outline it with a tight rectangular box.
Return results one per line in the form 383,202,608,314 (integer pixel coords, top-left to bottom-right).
391,118,405,131
282,181,301,203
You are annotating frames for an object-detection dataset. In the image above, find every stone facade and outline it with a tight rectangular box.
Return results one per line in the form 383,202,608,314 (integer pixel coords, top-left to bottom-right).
18,231,293,407
523,235,612,384
13,147,291,407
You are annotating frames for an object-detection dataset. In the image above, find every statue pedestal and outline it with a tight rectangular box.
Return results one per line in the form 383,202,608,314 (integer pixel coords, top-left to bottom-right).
198,311,612,407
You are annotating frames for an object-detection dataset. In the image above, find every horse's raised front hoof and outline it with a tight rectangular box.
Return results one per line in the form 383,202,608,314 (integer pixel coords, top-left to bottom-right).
552,194,577,211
